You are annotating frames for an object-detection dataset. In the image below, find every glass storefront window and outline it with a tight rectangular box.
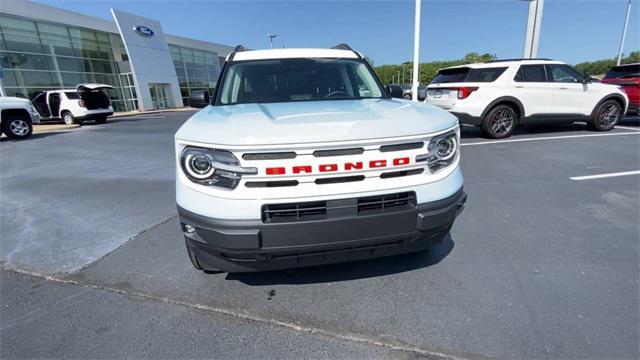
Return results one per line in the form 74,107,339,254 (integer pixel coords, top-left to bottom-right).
0,16,38,36
2,33,45,53
169,44,220,105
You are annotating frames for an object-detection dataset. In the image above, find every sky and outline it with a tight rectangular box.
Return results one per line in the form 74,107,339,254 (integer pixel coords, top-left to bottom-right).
29,0,640,66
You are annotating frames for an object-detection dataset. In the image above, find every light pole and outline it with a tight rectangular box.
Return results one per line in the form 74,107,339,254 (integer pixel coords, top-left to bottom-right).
267,34,277,49
521,0,544,58
617,0,632,65
411,0,421,102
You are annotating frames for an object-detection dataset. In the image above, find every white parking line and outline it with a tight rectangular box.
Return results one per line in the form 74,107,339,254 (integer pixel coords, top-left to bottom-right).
461,132,640,146
615,125,640,131
570,170,640,181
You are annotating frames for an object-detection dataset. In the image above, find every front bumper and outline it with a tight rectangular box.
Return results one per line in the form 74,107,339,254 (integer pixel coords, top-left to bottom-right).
178,188,466,272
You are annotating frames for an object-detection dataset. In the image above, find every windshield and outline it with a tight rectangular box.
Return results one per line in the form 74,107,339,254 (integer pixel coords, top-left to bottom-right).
217,58,384,105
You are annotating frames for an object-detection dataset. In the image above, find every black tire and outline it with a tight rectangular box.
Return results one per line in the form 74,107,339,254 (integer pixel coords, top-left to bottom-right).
62,111,76,125
403,94,412,100
185,240,222,273
2,115,33,140
95,116,107,124
589,99,622,131
481,104,517,139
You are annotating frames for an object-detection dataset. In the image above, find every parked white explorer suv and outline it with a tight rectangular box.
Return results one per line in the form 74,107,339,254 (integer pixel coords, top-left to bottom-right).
175,45,467,273
32,84,114,125
425,59,628,138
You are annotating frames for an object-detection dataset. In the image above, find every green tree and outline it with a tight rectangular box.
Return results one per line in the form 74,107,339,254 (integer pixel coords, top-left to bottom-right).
375,51,638,84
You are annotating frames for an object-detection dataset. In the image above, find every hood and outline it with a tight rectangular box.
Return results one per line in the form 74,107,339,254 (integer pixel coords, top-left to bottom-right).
175,99,458,147
0,96,32,106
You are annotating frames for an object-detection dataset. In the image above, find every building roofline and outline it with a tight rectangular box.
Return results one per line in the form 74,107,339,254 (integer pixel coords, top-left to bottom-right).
1,0,235,56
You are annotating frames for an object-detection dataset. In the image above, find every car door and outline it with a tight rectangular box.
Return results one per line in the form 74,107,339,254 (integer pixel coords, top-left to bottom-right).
546,64,598,116
511,64,554,118
48,93,61,118
31,92,50,118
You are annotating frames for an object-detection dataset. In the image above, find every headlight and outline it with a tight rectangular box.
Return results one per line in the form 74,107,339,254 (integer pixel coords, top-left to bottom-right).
180,147,257,189
415,129,459,172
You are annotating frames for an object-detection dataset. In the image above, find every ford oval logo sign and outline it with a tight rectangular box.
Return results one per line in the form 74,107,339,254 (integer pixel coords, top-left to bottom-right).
134,26,154,37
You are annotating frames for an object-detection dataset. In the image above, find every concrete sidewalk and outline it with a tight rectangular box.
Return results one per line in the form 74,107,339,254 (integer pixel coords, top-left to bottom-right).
27,108,195,135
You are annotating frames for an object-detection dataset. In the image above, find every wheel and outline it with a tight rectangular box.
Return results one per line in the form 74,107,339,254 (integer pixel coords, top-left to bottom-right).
403,94,412,100
2,115,33,140
62,111,76,125
95,116,107,124
481,104,517,139
589,100,622,131
185,240,222,273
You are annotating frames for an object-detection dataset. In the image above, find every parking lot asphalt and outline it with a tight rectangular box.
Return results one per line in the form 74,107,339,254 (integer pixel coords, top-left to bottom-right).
1,112,639,359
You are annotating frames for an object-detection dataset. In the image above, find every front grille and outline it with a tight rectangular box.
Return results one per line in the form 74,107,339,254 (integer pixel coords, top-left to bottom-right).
379,142,424,152
245,180,299,188
315,175,365,185
357,192,415,216
262,201,327,223
313,148,364,157
380,168,424,179
243,152,297,160
262,191,416,223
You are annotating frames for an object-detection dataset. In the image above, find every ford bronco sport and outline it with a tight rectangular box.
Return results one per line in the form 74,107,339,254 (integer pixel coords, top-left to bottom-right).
175,45,466,273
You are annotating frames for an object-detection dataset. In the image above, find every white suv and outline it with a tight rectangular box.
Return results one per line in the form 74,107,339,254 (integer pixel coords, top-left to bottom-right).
32,84,114,125
425,59,628,138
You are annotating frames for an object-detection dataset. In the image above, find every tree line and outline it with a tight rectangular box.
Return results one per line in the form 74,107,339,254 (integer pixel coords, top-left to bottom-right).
371,51,640,85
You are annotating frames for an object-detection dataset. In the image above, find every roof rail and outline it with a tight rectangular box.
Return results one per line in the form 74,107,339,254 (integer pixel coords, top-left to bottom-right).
486,58,554,63
330,43,361,59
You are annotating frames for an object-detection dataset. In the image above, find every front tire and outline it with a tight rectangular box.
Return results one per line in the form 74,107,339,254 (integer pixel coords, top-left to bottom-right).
589,100,622,131
2,115,33,140
403,94,412,100
481,104,517,139
95,116,107,124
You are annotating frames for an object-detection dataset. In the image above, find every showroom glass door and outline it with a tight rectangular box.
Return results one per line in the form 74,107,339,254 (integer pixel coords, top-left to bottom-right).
149,84,169,109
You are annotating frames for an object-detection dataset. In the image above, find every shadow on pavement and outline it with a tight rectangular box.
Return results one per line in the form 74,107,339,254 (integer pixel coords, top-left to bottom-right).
0,131,73,142
226,234,454,285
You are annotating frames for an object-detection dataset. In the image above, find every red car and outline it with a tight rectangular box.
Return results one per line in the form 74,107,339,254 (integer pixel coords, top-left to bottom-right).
601,63,639,115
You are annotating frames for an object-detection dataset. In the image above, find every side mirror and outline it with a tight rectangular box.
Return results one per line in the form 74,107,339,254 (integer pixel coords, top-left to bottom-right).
189,90,210,108
386,84,404,99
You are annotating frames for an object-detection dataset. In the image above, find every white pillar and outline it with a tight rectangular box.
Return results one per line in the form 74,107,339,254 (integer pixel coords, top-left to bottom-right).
523,0,544,58
411,0,421,102
617,0,632,65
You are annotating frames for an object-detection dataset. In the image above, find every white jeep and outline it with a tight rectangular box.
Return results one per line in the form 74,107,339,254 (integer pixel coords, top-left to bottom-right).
425,59,628,138
0,96,40,140
175,45,467,273
32,84,114,125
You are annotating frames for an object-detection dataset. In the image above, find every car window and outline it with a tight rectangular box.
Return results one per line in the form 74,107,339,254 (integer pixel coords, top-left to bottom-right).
431,68,470,84
514,65,547,82
604,64,640,79
218,58,383,105
465,67,508,82
547,64,582,83
64,92,79,99
432,67,507,84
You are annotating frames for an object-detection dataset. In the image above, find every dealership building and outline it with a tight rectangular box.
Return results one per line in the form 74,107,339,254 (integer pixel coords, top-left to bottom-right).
0,0,235,111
